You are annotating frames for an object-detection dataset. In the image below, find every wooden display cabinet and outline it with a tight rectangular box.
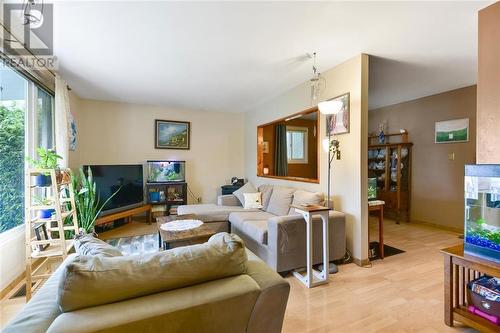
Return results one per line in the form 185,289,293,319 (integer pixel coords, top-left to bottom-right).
368,133,412,223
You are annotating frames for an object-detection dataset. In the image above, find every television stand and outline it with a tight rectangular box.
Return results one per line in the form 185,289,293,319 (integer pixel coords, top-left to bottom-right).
95,204,152,226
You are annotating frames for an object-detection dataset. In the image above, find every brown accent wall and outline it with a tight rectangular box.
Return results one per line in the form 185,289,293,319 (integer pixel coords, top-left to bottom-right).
477,2,500,164
369,86,477,230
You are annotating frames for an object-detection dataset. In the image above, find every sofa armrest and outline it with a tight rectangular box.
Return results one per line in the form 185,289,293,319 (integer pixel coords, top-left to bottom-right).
267,215,305,258
266,211,346,272
217,194,241,206
245,250,290,333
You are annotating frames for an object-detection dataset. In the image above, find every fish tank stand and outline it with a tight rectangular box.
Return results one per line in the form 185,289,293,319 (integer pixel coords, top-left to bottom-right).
146,182,187,216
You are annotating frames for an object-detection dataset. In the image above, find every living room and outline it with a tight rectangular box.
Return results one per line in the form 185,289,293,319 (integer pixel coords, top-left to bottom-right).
1,1,499,332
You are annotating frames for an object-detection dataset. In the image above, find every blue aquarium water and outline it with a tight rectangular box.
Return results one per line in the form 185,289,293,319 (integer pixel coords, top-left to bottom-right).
147,161,185,183
464,164,500,263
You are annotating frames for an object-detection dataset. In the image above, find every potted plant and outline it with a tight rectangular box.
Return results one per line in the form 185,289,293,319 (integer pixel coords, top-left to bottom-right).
33,196,55,219
26,148,63,186
72,167,121,235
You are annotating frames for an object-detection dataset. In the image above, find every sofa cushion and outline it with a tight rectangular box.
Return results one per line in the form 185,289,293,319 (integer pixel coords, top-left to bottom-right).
177,204,258,222
266,186,295,216
74,234,123,257
233,182,258,206
288,190,325,215
258,184,274,211
229,211,274,245
57,233,248,312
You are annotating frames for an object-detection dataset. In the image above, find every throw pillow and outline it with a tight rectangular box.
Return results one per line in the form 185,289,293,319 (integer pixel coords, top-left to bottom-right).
233,182,258,206
266,186,295,216
288,190,324,215
57,233,247,312
74,234,123,257
243,192,263,209
258,184,274,211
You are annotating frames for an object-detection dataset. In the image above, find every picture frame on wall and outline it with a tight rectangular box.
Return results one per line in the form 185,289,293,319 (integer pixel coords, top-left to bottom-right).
262,141,269,154
435,118,469,143
155,120,191,150
326,92,350,135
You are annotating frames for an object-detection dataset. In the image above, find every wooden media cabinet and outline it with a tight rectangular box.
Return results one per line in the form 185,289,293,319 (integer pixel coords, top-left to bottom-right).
95,204,152,226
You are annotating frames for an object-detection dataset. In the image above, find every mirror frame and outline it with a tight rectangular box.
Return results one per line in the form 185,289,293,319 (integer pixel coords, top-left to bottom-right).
257,106,320,184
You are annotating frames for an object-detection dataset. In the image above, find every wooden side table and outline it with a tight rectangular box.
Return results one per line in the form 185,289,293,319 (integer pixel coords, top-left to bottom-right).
368,200,385,259
441,244,500,333
290,204,331,288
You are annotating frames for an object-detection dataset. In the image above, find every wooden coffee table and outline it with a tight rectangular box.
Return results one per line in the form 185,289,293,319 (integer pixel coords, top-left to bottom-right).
156,214,216,250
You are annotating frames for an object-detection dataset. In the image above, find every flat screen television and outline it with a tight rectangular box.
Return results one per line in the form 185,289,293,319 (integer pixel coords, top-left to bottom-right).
84,164,144,216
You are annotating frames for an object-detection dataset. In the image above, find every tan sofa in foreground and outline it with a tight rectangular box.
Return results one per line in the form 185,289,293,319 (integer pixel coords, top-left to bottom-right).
4,233,290,333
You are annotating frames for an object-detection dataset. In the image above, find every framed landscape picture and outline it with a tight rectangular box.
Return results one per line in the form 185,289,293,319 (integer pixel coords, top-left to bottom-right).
326,92,350,135
435,118,469,144
155,120,190,149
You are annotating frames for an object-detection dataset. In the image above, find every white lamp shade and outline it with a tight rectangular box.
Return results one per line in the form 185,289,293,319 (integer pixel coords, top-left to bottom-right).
318,100,343,115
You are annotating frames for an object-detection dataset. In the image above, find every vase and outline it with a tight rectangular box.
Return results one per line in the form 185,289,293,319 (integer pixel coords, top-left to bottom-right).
34,174,52,187
378,130,385,144
37,209,55,219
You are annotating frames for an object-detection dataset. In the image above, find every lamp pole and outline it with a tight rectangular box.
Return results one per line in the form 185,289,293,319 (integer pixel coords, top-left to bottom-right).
327,125,332,209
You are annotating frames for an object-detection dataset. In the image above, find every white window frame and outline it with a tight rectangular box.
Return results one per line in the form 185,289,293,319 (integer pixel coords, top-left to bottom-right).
286,126,308,164
0,61,55,235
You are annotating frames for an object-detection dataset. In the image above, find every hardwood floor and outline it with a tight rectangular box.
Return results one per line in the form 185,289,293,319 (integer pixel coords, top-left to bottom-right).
282,217,475,333
1,217,477,332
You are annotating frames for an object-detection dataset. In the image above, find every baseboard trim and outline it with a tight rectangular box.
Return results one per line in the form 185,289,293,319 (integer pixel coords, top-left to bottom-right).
411,219,463,234
0,258,43,300
0,272,26,300
352,257,371,267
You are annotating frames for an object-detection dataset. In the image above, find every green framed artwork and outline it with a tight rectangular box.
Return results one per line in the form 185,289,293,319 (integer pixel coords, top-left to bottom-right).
435,118,469,144
155,120,190,149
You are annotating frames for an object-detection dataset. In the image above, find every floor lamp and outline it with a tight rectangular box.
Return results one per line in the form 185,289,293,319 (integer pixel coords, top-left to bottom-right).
318,99,344,273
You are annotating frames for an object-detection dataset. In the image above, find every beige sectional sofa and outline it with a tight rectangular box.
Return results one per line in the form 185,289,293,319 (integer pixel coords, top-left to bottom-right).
4,233,290,333
178,184,346,273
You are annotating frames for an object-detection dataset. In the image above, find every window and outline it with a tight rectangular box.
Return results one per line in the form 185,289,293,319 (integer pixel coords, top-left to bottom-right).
0,62,54,233
286,126,308,164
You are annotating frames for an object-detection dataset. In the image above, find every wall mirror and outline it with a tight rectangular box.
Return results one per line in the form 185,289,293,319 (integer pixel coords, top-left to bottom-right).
257,107,319,183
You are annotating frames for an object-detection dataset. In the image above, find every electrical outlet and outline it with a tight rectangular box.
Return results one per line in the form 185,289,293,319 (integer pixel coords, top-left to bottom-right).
448,152,455,161
197,197,202,203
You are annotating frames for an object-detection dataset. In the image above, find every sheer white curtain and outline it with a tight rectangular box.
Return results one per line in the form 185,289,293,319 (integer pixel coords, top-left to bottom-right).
54,74,70,168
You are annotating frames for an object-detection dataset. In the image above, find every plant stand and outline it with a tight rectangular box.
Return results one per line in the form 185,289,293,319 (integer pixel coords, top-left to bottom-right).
24,168,79,301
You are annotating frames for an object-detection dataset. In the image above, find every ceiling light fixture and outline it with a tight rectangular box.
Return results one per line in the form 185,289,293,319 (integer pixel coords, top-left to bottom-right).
309,52,326,106
22,0,44,26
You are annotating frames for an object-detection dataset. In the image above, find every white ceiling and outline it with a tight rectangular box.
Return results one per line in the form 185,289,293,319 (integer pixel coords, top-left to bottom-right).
53,1,492,113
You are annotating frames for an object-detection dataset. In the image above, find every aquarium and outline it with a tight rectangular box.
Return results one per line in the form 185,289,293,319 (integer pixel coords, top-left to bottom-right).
464,164,500,263
147,160,185,183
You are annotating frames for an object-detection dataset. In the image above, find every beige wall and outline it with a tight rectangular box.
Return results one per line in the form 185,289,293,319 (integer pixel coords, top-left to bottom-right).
244,54,369,262
477,2,500,164
369,86,477,230
71,99,245,204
